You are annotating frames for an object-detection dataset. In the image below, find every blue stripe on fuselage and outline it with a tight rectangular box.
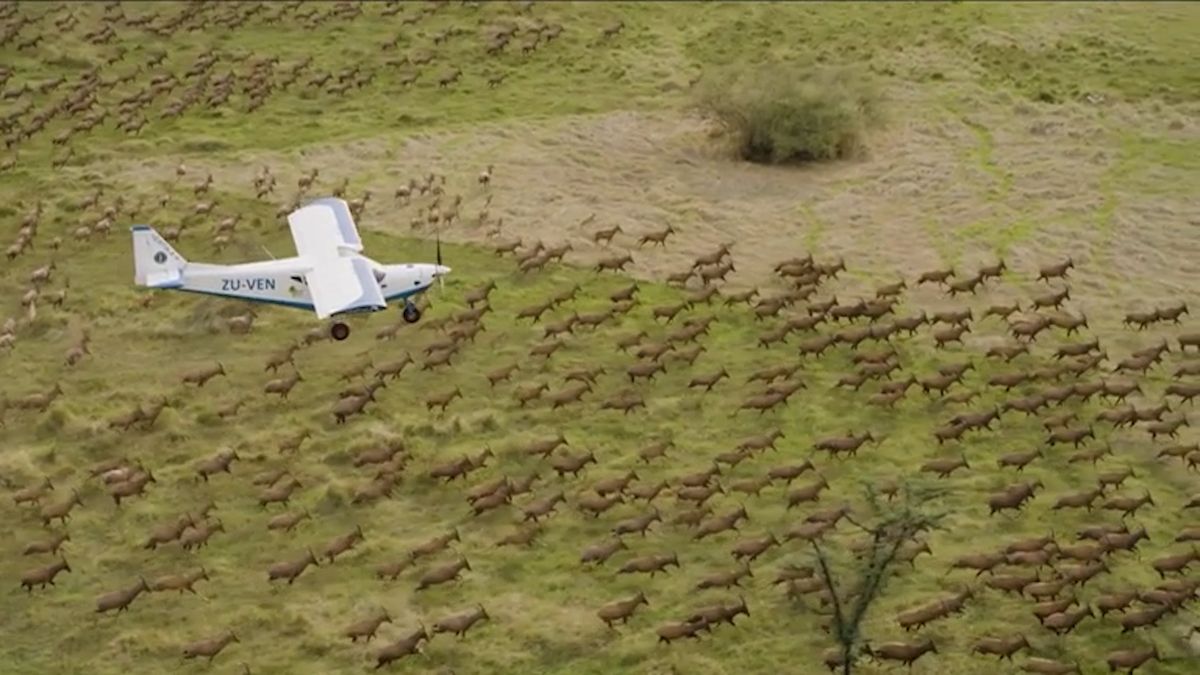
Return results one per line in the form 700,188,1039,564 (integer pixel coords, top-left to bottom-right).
156,285,427,311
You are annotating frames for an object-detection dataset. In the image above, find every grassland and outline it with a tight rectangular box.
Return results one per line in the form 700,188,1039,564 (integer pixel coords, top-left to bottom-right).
2,2,1199,675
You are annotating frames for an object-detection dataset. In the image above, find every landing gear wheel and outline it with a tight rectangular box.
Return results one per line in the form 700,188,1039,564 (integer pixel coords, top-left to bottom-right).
402,302,421,324
330,322,350,341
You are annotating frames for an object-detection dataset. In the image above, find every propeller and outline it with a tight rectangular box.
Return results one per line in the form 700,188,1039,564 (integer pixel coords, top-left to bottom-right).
435,229,444,290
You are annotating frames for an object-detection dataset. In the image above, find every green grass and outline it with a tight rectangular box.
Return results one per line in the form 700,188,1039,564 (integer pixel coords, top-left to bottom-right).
2,2,1200,675
959,116,1012,202
920,216,960,268
796,203,827,251
5,193,1198,675
957,3,1200,105
2,2,1196,165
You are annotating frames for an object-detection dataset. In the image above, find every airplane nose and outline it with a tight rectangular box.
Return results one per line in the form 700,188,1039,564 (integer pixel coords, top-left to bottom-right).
434,265,451,276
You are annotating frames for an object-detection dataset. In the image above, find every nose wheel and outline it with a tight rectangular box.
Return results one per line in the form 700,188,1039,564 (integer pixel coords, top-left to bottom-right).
330,322,350,341
402,301,421,324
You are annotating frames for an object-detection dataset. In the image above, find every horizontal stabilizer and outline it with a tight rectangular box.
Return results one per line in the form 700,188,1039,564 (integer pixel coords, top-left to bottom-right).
144,268,183,288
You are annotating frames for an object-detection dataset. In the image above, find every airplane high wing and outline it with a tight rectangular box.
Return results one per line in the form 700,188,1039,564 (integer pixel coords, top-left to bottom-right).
304,256,387,320
287,198,386,319
287,197,364,258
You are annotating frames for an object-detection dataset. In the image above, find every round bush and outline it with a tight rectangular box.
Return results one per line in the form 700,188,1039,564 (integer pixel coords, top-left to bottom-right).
695,63,884,164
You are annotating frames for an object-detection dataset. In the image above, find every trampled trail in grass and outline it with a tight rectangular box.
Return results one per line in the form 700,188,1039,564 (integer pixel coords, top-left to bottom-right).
1,3,1199,675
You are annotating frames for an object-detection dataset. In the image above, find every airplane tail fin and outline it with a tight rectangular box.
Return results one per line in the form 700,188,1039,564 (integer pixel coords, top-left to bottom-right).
131,226,186,287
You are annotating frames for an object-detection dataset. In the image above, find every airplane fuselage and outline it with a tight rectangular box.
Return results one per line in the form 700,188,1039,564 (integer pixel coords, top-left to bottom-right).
169,256,440,311
131,196,449,341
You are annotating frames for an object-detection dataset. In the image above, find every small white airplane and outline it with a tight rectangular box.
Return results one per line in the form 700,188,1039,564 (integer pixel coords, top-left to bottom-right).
130,197,450,341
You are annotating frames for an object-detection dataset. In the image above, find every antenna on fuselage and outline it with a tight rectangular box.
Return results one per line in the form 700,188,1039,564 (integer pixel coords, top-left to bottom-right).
261,245,276,260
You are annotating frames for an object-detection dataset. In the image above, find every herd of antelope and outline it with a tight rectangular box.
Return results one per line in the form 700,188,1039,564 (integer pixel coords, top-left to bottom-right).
3,2,1199,674
7,179,1198,671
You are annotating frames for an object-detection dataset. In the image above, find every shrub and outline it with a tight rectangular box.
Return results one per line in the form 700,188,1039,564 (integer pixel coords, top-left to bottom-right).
694,62,884,164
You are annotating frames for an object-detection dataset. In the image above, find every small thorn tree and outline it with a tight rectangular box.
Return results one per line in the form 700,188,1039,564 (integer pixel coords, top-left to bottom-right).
809,480,947,674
